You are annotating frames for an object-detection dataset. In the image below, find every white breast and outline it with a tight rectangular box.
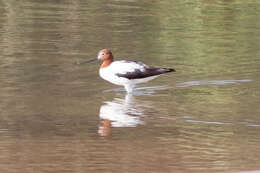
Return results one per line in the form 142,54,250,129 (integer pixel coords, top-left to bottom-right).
99,62,130,85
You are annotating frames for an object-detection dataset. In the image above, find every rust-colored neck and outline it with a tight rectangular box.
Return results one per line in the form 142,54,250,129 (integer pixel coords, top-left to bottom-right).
98,119,112,136
101,56,113,68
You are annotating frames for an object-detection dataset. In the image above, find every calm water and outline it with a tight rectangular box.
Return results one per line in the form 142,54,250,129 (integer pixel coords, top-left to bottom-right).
1,0,260,172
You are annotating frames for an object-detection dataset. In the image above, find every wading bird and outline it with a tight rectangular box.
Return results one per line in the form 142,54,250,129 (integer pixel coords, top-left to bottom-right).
79,49,175,93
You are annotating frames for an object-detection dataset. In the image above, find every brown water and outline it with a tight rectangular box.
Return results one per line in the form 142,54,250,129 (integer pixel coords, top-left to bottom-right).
1,0,260,173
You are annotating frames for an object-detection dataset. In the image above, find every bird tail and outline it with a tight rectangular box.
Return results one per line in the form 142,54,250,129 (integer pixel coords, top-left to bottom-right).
160,68,176,73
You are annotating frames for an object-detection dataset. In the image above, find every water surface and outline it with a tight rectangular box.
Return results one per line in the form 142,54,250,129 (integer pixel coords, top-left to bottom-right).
1,0,260,172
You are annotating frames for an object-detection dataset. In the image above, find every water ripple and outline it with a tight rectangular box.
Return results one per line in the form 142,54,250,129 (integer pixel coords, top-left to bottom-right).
104,85,171,96
160,116,260,127
177,79,252,88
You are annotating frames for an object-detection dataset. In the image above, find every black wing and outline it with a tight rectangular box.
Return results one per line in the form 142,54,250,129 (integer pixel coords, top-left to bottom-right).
116,66,175,80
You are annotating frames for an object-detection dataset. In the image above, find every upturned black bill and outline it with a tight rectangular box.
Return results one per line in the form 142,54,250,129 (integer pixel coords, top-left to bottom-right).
75,57,97,65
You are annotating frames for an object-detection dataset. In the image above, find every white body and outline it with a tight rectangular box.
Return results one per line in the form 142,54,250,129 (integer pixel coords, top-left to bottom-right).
99,61,159,92
99,95,144,127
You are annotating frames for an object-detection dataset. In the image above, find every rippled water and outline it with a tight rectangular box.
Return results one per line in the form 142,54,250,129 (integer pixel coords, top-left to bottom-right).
1,0,260,172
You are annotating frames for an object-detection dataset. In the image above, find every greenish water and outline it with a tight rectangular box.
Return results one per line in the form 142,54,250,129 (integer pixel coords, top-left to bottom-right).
0,0,260,172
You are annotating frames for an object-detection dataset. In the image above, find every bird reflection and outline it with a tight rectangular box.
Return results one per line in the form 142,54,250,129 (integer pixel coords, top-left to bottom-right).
98,94,146,136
